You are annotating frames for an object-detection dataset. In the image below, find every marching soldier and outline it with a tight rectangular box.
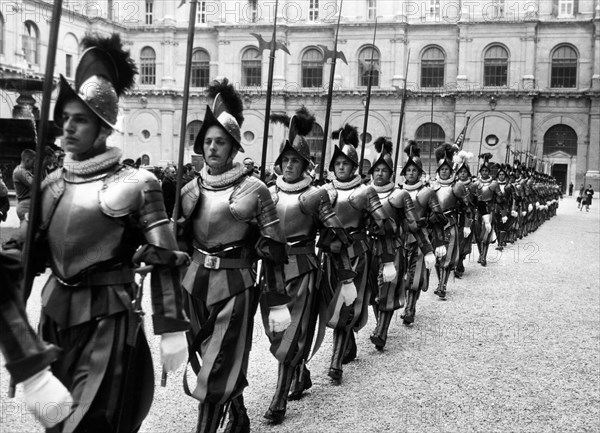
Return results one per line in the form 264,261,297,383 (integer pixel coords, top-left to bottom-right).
399,142,446,325
178,79,291,433
39,34,190,433
473,154,498,266
430,144,469,298
322,125,397,383
453,151,476,278
493,164,517,251
263,107,355,423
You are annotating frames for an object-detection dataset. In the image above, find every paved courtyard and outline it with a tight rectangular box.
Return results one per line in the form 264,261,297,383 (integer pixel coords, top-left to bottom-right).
1,197,598,432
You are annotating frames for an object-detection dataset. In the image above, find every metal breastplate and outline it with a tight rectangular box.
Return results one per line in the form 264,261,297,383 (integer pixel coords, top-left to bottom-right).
333,187,365,229
192,186,253,250
46,179,125,280
377,191,397,224
478,179,494,202
436,184,458,211
276,191,315,239
406,187,430,220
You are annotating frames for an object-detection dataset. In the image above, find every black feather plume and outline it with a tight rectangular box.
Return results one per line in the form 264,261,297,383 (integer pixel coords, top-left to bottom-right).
206,78,245,126
479,152,493,161
404,140,421,157
293,106,315,136
435,143,457,162
340,124,359,148
374,136,393,154
270,113,290,126
81,33,137,95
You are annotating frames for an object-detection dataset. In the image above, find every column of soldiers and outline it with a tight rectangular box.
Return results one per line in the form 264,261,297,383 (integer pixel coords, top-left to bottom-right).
0,34,561,433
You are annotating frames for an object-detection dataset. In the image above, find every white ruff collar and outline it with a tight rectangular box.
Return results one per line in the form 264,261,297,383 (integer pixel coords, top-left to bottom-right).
437,175,455,186
200,162,248,188
276,173,313,192
402,181,424,191
63,147,122,176
371,181,395,194
332,175,362,190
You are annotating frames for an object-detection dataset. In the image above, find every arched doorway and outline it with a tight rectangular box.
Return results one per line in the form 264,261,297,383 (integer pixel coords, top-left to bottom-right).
544,124,577,193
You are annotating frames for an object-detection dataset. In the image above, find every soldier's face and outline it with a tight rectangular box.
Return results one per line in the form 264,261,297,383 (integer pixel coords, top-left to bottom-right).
61,99,103,159
404,165,420,184
438,166,451,180
281,151,304,183
203,126,233,170
480,167,490,178
334,156,355,181
498,172,507,181
457,167,470,181
372,164,391,186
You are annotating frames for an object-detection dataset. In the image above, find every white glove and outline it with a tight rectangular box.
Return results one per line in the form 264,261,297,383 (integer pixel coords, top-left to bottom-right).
521,211,527,217
484,222,492,233
340,281,358,306
424,252,436,270
511,210,518,218
463,227,471,237
23,368,73,428
535,201,540,208
160,331,188,373
268,305,291,333
528,204,533,212
501,216,508,224
382,262,397,283
435,246,447,258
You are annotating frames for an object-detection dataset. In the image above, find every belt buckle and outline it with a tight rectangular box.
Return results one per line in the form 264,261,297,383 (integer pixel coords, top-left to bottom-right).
203,255,221,270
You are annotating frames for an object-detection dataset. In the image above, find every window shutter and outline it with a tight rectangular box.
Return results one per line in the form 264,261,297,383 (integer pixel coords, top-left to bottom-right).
552,0,558,16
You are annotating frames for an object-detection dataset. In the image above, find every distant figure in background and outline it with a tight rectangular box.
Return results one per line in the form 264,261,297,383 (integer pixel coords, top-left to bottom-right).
577,183,585,209
141,153,151,167
12,149,35,226
582,185,594,212
122,158,135,167
162,165,177,218
568,182,574,196
182,163,197,184
43,146,58,177
243,157,255,172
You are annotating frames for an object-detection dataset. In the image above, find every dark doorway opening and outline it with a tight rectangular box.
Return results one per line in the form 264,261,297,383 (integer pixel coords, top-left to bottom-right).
552,163,568,193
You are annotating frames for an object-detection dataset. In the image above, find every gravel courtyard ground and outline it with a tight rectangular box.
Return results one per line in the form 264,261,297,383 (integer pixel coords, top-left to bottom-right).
1,197,598,433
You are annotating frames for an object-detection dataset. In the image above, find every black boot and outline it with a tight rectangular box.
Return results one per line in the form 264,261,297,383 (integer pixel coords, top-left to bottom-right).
329,329,351,384
434,264,442,296
402,290,419,325
477,242,483,263
436,268,449,299
495,231,504,250
197,402,224,433
455,258,465,278
342,331,357,364
480,243,489,267
264,363,294,424
288,362,312,401
224,396,250,433
370,310,394,350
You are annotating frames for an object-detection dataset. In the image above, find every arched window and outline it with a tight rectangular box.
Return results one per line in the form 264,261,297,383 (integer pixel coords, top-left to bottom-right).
358,46,380,87
191,49,210,88
301,49,323,88
551,45,577,88
242,47,262,87
305,122,324,166
140,46,156,85
64,33,79,78
543,124,577,156
421,46,445,88
415,123,445,166
484,45,508,87
0,13,4,55
186,120,203,147
23,21,40,65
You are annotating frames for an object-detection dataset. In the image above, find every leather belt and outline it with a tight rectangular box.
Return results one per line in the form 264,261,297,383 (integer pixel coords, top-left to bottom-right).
288,244,316,255
55,267,135,287
192,249,253,270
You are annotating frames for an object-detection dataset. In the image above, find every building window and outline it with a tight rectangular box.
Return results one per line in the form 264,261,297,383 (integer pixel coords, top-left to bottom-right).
0,13,4,55
306,122,323,167
23,21,39,65
367,0,377,20
558,0,574,16
187,120,203,147
421,46,445,88
242,47,262,87
428,0,440,18
309,0,319,22
490,0,505,18
140,46,156,85
551,45,577,88
191,49,210,88
197,1,206,24
484,45,508,87
249,0,258,23
145,0,153,25
64,33,78,79
358,46,380,87
415,122,445,165
543,124,577,155
302,48,323,88
66,54,73,78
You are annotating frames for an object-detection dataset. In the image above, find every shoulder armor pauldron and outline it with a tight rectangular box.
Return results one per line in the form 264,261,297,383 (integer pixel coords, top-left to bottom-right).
299,186,329,215
269,185,279,205
388,188,410,208
323,183,338,205
453,181,468,199
99,167,159,217
181,178,201,219
230,176,265,221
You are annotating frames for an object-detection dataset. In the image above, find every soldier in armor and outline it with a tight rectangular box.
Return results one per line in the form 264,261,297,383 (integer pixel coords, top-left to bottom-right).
473,153,499,266
38,34,190,433
453,151,476,278
262,107,355,423
367,137,424,349
322,125,397,383
178,79,291,433
398,142,446,325
0,252,73,429
430,144,469,298
493,164,517,251
509,163,524,243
